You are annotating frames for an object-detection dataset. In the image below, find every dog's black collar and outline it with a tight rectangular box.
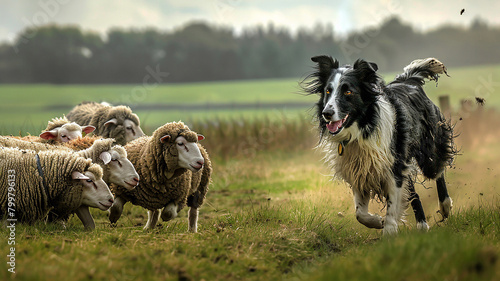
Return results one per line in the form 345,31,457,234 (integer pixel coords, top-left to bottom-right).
36,154,50,202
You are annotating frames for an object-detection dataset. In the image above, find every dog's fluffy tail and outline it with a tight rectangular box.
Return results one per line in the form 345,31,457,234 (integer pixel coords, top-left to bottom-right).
393,58,448,85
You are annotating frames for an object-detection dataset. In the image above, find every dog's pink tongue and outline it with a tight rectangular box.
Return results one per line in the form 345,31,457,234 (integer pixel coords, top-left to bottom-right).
327,120,342,133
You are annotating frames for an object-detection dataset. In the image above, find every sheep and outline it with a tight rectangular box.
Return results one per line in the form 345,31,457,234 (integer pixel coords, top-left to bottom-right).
61,137,140,190
0,147,114,229
0,136,140,190
66,102,145,145
39,116,95,143
0,136,140,229
109,121,212,233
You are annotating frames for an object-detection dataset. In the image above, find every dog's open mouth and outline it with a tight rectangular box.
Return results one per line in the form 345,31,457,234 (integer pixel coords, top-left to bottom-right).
326,114,349,135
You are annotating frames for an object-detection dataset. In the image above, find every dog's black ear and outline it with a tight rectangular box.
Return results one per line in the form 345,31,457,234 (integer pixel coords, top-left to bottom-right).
311,55,339,73
368,62,378,72
353,59,379,82
353,59,378,72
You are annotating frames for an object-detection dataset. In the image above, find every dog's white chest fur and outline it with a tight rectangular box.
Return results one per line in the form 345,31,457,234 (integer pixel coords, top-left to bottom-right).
321,96,396,197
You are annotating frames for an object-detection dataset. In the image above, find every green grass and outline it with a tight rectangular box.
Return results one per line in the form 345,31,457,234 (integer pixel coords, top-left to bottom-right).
311,207,499,281
2,63,500,136
1,64,500,280
1,148,499,281
0,78,315,136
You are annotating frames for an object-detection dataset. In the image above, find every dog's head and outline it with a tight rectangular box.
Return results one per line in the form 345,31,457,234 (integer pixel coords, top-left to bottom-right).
306,56,383,141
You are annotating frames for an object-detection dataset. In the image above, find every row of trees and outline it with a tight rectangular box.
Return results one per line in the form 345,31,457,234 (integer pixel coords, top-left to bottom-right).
0,17,498,84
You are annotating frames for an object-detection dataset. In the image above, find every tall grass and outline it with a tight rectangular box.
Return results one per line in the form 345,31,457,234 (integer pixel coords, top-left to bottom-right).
186,113,317,161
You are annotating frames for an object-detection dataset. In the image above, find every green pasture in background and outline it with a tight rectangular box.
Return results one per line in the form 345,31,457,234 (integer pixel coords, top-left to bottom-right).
1,64,499,136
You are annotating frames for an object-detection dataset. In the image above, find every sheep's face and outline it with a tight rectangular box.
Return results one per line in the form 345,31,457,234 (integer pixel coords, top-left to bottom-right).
174,136,205,172
104,118,145,144
124,119,145,143
40,123,95,143
73,170,114,211
101,146,140,190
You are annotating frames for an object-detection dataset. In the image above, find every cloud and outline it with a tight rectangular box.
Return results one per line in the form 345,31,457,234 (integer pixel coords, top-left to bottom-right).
1,0,499,43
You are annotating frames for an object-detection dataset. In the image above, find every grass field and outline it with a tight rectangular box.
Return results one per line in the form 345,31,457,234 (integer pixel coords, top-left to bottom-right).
1,63,499,136
1,64,500,280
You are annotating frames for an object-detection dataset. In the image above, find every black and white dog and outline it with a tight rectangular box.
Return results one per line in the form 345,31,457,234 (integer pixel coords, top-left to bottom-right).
304,56,455,235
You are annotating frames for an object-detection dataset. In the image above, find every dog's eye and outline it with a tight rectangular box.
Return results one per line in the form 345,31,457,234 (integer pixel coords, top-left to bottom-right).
345,90,352,95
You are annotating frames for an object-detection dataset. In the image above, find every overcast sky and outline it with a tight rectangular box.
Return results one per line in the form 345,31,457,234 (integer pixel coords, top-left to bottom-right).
0,0,498,43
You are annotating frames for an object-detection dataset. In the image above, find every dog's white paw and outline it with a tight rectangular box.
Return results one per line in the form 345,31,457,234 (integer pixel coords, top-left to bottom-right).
439,197,453,219
416,221,430,231
383,219,398,235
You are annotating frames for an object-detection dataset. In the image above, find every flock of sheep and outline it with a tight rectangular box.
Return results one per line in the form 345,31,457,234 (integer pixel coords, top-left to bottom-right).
0,101,212,232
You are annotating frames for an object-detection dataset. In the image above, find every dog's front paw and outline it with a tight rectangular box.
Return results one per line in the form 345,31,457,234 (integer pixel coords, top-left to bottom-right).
438,197,453,220
383,219,398,235
416,221,430,231
356,213,384,229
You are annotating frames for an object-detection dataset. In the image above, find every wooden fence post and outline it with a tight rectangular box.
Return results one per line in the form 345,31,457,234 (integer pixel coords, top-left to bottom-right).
439,95,450,114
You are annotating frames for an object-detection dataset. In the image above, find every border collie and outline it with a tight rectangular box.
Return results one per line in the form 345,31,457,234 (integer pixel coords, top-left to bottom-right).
303,56,455,235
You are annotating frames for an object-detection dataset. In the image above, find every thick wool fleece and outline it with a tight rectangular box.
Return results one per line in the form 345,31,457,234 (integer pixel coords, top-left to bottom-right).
0,136,125,186
0,136,59,151
0,147,101,223
62,135,103,151
112,122,198,211
44,116,73,132
66,102,141,145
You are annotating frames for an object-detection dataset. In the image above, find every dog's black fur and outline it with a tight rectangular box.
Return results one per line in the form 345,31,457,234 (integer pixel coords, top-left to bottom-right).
303,56,456,232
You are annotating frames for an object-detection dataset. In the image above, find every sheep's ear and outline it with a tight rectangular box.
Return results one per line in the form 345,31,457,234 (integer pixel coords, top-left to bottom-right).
82,125,95,134
39,130,58,140
99,151,112,165
104,118,118,126
197,134,205,141
160,135,171,143
72,171,89,180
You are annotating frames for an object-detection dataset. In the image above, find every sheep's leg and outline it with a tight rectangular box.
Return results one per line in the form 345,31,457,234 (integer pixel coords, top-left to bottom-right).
160,203,178,222
188,207,199,233
109,196,127,224
144,209,160,230
75,205,96,230
353,189,384,229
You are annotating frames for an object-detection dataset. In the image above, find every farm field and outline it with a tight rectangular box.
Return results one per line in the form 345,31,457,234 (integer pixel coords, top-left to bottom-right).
1,63,499,136
1,63,500,280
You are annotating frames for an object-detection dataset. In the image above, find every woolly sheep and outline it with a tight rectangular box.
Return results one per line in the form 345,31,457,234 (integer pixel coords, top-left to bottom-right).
39,116,95,143
109,121,212,233
0,147,114,228
0,136,139,229
0,136,140,189
66,102,145,145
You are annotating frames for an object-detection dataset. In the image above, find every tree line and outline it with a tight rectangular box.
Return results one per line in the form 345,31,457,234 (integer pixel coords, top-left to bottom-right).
0,16,498,84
